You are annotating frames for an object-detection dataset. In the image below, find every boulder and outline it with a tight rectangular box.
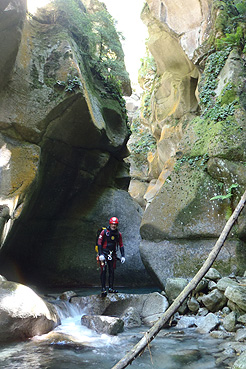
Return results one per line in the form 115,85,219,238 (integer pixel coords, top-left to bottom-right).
121,307,142,328
0,281,60,342
165,278,189,314
225,286,246,313
187,296,200,313
141,292,169,318
81,315,124,335
235,328,246,342
217,277,239,292
223,311,237,332
196,313,220,334
71,292,168,325
237,314,246,325
176,316,197,329
201,289,227,312
204,268,222,282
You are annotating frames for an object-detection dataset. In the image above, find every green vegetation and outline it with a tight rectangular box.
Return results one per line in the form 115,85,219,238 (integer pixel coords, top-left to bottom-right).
174,153,209,172
34,0,129,117
210,183,239,200
214,0,246,52
55,75,82,92
138,48,158,119
129,118,156,155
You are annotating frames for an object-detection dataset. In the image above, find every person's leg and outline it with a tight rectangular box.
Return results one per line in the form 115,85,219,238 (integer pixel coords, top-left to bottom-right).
100,263,107,297
108,260,118,293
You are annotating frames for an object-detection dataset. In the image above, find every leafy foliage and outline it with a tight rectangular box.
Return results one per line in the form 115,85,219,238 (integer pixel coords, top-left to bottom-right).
214,0,246,53
138,48,158,119
129,118,156,155
210,183,239,201
51,0,128,100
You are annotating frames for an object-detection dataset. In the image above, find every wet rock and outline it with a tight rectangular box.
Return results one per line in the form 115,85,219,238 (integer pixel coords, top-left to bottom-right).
81,315,124,335
71,292,166,324
217,277,239,292
121,307,142,328
205,268,222,282
225,286,246,313
0,281,60,342
60,291,78,301
171,349,202,364
232,351,246,369
223,311,237,332
210,330,233,339
196,313,220,334
201,289,227,312
176,316,197,329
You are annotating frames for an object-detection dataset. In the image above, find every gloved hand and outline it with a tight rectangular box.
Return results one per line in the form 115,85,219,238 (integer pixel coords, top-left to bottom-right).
121,257,125,264
99,255,105,261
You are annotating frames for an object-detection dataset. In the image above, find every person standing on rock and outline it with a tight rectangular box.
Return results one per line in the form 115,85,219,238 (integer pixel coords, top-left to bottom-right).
97,217,125,297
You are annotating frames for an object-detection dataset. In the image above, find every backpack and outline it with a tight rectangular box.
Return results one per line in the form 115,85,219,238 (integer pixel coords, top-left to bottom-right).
95,227,106,254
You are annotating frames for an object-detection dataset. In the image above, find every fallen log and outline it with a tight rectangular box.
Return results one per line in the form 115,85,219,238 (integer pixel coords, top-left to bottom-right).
112,189,246,369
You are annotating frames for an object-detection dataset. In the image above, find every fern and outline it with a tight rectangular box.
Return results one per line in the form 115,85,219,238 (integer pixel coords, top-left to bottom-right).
210,184,239,201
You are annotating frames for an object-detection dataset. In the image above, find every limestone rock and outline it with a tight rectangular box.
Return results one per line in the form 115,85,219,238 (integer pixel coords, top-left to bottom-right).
223,311,237,332
205,268,222,282
0,281,60,342
201,289,227,312
238,314,246,325
0,0,150,290
0,0,26,89
81,315,124,335
121,307,142,328
235,329,246,342
176,316,197,329
196,313,220,334
217,277,239,292
225,286,246,313
165,278,189,302
187,296,200,313
142,292,169,318
165,277,189,314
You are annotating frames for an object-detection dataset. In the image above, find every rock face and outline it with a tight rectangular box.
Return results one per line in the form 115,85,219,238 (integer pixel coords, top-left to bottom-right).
0,0,152,287
139,0,246,287
0,279,60,342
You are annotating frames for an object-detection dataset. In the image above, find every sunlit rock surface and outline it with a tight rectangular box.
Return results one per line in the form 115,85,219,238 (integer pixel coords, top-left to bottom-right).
0,280,60,342
139,0,246,286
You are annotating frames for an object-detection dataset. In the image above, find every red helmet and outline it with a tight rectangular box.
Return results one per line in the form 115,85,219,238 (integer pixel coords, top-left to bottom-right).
109,217,119,225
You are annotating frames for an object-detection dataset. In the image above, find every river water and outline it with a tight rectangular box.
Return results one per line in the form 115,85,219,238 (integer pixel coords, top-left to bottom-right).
0,288,228,369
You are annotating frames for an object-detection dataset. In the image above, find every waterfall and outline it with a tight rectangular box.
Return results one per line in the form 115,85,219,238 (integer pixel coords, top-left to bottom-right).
52,299,85,320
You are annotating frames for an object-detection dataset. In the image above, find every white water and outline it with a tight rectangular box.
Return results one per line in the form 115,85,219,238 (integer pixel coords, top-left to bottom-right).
0,294,229,369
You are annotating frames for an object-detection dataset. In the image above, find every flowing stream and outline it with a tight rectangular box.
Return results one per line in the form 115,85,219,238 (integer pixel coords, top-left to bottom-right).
0,288,229,369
